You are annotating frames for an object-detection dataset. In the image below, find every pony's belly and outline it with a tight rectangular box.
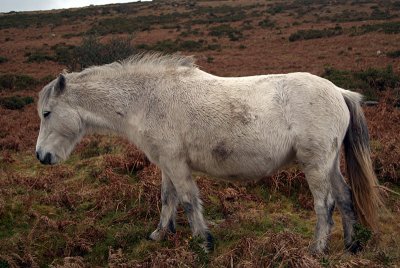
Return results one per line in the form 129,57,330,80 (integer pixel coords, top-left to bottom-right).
188,152,283,181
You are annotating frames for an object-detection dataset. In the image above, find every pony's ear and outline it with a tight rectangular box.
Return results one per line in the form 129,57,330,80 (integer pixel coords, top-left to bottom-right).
54,74,66,94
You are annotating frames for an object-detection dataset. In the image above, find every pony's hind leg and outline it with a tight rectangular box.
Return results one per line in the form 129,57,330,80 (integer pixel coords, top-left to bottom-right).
303,165,336,254
149,171,178,241
330,163,361,253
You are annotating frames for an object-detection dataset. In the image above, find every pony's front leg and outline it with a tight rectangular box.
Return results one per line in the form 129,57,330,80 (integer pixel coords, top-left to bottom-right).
164,161,214,252
149,171,178,241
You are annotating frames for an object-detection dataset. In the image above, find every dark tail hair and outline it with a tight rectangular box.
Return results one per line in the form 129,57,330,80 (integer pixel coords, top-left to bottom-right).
342,90,382,231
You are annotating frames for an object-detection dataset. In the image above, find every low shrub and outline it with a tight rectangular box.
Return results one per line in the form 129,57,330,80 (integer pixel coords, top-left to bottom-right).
0,96,34,110
209,24,243,41
193,4,259,24
0,56,8,63
289,25,342,42
267,5,285,15
89,13,185,35
179,40,204,51
355,65,399,91
357,21,400,35
370,8,392,20
0,74,37,91
140,40,179,53
137,39,216,53
179,29,201,37
322,65,400,100
258,18,275,29
25,51,54,63
387,50,400,58
52,36,136,71
207,43,221,51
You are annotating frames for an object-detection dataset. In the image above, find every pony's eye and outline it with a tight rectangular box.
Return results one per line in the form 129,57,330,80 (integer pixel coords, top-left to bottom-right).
43,111,51,118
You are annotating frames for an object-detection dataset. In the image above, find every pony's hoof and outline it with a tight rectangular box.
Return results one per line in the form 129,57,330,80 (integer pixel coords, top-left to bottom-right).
346,241,363,254
148,229,166,241
201,232,214,253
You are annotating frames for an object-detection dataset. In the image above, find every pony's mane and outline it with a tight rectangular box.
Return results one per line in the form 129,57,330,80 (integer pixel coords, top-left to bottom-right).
69,53,197,80
39,53,197,109
123,53,196,69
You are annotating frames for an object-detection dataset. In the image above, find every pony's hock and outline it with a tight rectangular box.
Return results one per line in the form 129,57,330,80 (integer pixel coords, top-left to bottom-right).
35,53,381,254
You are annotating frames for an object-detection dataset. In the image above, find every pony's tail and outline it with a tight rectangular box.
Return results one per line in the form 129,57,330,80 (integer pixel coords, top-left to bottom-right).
341,90,382,231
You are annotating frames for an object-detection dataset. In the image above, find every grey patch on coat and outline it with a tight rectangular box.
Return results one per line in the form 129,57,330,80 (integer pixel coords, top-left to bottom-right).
229,102,252,125
212,141,233,162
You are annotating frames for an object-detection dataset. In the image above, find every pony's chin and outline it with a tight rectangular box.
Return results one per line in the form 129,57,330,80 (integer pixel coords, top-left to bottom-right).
52,153,67,164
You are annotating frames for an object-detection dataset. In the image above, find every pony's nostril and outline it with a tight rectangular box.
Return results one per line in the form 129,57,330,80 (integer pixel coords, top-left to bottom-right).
36,151,40,160
43,152,52,165
39,152,52,165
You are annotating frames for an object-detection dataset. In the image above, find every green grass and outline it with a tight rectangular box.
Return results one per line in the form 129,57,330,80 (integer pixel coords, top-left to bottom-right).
0,201,30,239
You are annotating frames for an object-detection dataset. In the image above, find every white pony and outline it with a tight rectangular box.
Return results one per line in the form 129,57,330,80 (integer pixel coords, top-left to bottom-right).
36,54,381,253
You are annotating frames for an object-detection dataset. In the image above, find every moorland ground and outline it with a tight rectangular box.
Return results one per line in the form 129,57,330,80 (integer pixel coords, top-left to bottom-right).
0,0,399,267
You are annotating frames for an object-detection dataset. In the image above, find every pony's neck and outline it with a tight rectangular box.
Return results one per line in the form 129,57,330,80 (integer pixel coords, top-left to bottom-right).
79,108,127,135
69,87,136,138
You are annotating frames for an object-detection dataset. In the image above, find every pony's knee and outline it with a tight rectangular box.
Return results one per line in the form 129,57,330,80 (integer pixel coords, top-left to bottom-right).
183,201,194,214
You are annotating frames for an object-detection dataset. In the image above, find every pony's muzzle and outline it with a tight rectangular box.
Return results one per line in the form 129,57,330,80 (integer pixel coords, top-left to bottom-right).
36,150,53,165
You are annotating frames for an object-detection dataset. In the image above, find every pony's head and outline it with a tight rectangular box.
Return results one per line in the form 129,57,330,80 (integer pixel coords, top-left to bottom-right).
36,74,84,165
